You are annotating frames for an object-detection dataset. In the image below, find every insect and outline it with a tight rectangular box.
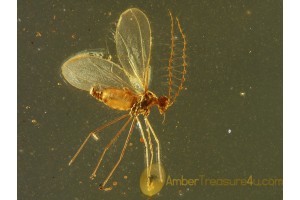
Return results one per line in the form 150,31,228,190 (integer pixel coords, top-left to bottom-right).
61,8,187,193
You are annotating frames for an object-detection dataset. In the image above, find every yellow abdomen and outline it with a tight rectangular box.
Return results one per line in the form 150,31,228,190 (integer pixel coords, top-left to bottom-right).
90,87,139,111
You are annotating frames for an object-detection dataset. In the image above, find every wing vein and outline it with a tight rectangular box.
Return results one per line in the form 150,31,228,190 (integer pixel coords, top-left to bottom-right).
117,30,143,86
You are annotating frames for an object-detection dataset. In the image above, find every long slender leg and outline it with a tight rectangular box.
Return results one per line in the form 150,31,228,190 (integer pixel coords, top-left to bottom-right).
90,116,132,179
144,117,163,182
146,119,154,183
136,117,150,184
99,118,136,190
69,114,129,166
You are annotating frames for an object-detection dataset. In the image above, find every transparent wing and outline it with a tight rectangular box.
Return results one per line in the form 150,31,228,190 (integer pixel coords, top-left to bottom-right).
116,8,152,92
61,52,135,91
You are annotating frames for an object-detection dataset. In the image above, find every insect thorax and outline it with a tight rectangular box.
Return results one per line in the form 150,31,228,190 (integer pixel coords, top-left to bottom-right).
130,91,159,116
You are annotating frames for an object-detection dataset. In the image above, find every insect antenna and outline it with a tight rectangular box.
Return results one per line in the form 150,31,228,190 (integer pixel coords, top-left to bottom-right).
167,10,175,101
176,17,187,95
167,12,187,105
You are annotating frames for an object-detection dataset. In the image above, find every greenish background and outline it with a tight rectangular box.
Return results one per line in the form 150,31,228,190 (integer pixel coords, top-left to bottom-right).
18,0,282,199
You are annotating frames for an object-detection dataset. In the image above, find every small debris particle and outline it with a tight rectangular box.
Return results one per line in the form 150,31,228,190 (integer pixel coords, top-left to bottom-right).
139,137,144,143
35,32,42,37
246,10,252,16
102,187,112,191
92,133,99,141
178,189,184,196
240,91,246,97
31,119,37,125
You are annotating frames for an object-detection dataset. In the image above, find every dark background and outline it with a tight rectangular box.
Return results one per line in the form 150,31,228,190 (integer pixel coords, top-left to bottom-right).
18,0,282,199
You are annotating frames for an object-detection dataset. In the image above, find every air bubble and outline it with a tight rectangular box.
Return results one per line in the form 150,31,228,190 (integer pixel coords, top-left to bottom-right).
140,163,166,196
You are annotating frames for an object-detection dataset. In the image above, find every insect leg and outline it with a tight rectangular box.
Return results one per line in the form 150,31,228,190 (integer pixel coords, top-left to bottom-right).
99,118,136,190
68,113,129,166
90,116,132,180
145,118,154,184
136,117,150,185
144,117,163,182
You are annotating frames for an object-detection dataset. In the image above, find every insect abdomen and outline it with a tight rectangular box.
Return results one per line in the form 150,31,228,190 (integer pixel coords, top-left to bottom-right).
90,87,138,111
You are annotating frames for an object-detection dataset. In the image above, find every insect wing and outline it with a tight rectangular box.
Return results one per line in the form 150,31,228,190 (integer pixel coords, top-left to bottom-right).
61,52,135,91
116,8,152,92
